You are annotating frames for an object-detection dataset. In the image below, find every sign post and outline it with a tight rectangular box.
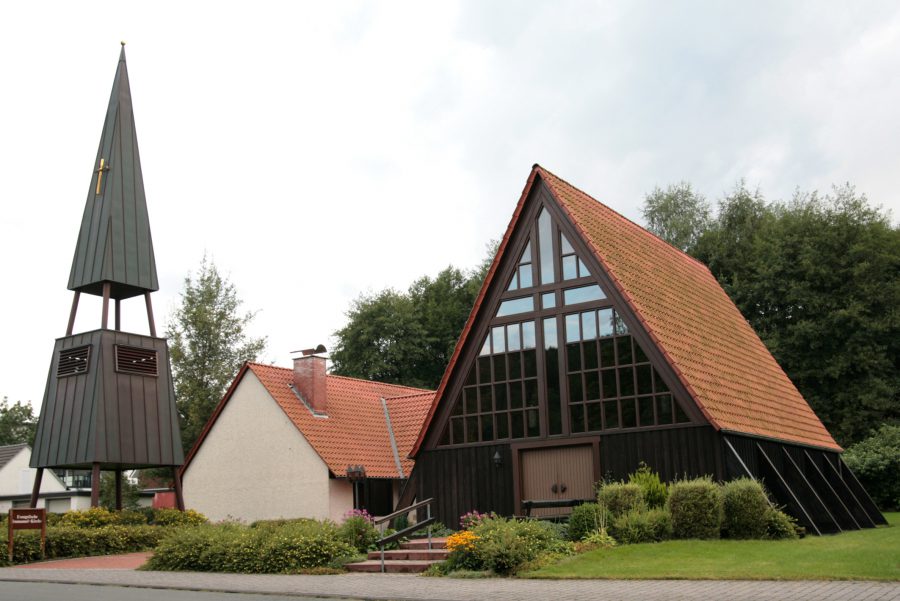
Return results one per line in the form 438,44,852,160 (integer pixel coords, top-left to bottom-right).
8,508,46,563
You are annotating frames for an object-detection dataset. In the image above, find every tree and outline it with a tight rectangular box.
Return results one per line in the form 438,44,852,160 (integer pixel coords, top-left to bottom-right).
331,243,495,390
692,184,899,445
642,182,711,252
167,257,267,451
100,471,141,511
0,397,36,446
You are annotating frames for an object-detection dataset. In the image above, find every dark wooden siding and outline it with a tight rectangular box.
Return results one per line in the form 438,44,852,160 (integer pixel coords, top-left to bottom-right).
415,444,515,527
416,426,718,525
599,426,721,482
30,329,183,469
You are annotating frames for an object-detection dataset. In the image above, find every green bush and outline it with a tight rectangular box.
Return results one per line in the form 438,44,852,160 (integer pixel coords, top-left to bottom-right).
338,515,378,553
116,510,150,526
843,425,900,511
445,517,571,575
610,508,672,544
597,482,645,517
60,507,118,528
667,477,723,539
146,520,356,573
628,463,668,508
722,478,770,539
765,508,800,540
152,508,207,527
567,503,611,541
1,525,167,566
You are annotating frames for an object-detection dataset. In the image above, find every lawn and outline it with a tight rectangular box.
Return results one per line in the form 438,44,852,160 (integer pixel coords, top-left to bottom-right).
524,512,899,581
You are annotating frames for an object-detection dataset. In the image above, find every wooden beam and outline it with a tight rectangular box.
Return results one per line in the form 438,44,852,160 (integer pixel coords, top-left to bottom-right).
145,292,157,337
115,469,123,510
781,447,841,533
821,456,876,528
101,283,111,329
756,443,821,535
173,467,185,511
803,451,859,530
838,457,887,525
114,299,121,331
29,468,43,508
66,292,81,336
91,463,101,508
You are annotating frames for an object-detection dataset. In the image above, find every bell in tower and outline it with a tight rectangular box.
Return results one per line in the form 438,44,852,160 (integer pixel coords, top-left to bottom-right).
29,44,185,510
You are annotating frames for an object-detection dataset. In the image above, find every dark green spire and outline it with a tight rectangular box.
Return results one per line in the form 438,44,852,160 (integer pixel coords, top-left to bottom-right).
68,44,159,300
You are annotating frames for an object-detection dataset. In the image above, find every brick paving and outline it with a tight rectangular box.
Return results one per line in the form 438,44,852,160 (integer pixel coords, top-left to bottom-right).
11,552,151,570
0,567,898,600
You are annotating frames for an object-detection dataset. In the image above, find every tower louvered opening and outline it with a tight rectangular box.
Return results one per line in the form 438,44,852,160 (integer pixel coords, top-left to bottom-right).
115,345,158,376
57,346,91,377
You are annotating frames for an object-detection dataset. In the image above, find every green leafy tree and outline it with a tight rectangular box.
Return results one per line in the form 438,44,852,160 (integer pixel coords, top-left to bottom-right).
642,182,711,252
0,397,37,446
167,257,267,450
331,243,495,390
692,184,899,445
99,471,141,510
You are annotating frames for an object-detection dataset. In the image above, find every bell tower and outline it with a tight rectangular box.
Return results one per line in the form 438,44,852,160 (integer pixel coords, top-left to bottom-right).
29,44,185,509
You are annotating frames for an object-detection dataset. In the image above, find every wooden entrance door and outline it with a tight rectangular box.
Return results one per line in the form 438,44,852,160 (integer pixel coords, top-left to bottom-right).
520,444,595,516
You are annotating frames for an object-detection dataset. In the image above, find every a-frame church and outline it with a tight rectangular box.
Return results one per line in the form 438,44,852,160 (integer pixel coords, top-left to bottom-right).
408,165,885,535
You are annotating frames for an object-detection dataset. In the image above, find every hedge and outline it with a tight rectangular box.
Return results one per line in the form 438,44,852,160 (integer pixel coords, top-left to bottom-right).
722,478,770,539
1,525,168,566
597,482,645,517
667,477,723,539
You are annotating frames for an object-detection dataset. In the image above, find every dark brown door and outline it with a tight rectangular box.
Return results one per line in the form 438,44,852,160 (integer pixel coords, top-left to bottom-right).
520,445,595,516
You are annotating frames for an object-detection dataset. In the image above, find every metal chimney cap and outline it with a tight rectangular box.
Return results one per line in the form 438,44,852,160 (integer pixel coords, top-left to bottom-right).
291,344,327,356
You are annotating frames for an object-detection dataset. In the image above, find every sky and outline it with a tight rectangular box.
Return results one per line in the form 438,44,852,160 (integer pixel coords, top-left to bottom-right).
1,1,899,408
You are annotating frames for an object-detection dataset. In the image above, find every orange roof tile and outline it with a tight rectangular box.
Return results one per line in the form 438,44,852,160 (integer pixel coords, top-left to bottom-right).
182,363,434,479
412,165,839,454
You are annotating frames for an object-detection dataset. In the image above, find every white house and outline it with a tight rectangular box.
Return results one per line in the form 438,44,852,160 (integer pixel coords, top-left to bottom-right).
0,444,87,512
180,353,433,523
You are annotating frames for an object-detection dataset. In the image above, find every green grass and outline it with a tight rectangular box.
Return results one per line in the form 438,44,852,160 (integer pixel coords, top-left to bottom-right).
524,512,899,581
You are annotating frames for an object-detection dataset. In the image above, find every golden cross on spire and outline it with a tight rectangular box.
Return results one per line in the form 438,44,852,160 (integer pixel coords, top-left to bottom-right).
95,158,110,195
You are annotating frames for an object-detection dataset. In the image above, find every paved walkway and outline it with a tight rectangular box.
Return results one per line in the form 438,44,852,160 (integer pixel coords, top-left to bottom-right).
12,552,151,570
1,567,898,601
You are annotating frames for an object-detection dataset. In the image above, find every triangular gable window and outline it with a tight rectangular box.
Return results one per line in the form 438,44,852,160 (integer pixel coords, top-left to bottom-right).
435,200,693,448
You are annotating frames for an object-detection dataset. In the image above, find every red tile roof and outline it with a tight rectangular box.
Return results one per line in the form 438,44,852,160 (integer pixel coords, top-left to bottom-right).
412,165,839,454
181,363,434,479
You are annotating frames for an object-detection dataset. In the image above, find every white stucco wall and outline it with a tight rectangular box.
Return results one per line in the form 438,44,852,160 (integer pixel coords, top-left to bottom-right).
328,478,354,522
0,447,66,496
182,371,335,523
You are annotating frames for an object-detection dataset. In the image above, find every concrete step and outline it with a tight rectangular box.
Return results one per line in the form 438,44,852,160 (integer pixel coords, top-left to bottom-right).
366,549,449,561
345,559,437,573
400,537,447,550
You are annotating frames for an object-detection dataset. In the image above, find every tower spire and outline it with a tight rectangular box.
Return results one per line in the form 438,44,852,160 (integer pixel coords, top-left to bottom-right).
68,43,158,300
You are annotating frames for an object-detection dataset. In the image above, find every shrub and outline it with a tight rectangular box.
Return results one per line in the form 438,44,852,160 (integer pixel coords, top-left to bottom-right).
667,477,723,539
843,425,900,511
60,507,117,528
445,517,570,575
628,463,668,508
459,510,497,530
765,508,800,540
722,478,770,539
152,508,207,527
597,482,645,517
610,508,672,544
116,510,150,526
146,520,356,573
338,511,378,553
567,503,611,541
1,525,167,566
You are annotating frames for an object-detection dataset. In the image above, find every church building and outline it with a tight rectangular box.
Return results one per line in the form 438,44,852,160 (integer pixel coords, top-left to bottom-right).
408,165,885,535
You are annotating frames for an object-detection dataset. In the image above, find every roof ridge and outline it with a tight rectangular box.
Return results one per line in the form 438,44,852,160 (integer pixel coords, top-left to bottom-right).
384,391,436,401
245,362,433,393
536,166,712,273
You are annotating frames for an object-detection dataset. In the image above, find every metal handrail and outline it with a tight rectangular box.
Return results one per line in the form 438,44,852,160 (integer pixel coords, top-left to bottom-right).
373,497,434,526
373,497,436,573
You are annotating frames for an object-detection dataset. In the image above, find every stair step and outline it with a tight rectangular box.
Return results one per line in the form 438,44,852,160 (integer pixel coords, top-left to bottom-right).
367,549,449,561
400,537,448,550
345,559,438,573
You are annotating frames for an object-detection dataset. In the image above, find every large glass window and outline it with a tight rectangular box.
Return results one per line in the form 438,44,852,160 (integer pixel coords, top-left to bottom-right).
444,320,540,444
564,308,690,433
438,203,692,448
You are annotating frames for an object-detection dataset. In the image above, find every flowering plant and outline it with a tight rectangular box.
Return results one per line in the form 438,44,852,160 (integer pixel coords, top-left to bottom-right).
459,510,497,530
446,530,480,553
343,508,374,523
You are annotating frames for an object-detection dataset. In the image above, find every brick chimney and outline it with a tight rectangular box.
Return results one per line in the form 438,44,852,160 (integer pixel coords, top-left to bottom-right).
292,345,327,415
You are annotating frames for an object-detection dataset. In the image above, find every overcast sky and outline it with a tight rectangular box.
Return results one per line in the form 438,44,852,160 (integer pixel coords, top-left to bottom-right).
2,1,899,407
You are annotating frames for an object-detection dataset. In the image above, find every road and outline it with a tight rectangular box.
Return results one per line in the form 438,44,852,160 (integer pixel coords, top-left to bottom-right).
0,582,347,601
